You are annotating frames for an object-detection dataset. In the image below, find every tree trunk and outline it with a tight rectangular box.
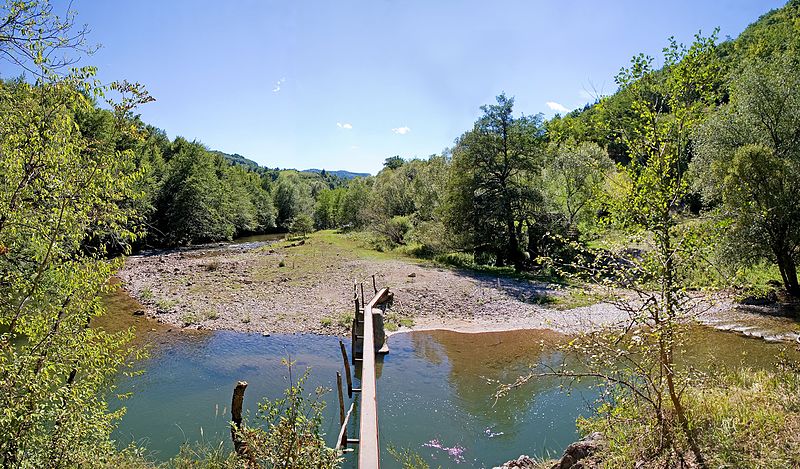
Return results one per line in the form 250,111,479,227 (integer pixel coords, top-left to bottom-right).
775,249,800,297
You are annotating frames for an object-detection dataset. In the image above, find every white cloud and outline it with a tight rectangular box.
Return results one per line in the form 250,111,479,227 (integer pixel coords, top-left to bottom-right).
391,126,411,135
546,101,569,113
337,122,353,129
349,145,360,150
272,77,286,92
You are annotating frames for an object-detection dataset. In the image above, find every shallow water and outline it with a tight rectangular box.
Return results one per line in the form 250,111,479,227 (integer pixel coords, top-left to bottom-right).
101,286,797,468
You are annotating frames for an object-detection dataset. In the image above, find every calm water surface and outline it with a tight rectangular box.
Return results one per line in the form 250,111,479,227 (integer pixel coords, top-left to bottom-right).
101,287,795,468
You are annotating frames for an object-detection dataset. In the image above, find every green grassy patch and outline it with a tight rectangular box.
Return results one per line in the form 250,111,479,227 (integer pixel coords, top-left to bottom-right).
550,288,611,310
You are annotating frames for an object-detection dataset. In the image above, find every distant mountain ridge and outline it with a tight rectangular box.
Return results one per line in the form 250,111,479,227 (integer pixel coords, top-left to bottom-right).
212,150,370,178
303,168,370,179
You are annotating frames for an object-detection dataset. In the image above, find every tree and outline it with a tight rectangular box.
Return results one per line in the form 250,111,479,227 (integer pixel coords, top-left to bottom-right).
500,35,723,467
289,213,314,238
155,139,232,244
0,1,152,464
693,59,800,296
594,34,722,466
383,155,405,170
444,94,545,269
544,141,613,230
272,172,313,230
338,177,371,229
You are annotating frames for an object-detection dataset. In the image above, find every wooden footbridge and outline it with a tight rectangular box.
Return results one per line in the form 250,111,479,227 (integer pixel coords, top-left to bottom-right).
229,276,391,468
335,277,391,468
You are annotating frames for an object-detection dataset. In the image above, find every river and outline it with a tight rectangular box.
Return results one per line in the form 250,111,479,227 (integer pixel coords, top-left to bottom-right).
99,284,796,468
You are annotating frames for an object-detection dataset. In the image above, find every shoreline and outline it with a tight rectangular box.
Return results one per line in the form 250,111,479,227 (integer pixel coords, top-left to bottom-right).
114,234,800,344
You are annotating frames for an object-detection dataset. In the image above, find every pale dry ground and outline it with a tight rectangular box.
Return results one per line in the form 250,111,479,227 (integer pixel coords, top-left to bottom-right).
118,232,797,342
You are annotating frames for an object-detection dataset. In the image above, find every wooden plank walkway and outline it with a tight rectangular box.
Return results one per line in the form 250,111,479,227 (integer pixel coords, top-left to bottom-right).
358,287,388,468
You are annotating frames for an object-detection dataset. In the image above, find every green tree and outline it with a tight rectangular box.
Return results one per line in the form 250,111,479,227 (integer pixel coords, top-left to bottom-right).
289,213,314,238
0,1,151,464
338,177,371,229
596,34,722,466
272,172,313,229
444,94,545,269
155,139,232,244
383,155,405,170
544,140,613,230
693,59,800,296
313,188,344,229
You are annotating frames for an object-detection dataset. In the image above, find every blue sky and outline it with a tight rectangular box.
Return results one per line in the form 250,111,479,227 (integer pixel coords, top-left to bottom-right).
22,1,788,173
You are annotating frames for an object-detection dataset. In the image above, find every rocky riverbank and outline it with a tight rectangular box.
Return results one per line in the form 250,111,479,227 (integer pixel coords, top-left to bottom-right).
116,232,798,342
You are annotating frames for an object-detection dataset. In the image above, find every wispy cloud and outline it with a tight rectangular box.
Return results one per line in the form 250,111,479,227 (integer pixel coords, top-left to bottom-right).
391,126,411,135
337,122,353,129
272,77,286,92
349,145,360,150
546,101,569,113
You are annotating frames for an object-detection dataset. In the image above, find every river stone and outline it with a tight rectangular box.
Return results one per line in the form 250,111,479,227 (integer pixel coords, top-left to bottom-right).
493,455,537,468
551,432,605,469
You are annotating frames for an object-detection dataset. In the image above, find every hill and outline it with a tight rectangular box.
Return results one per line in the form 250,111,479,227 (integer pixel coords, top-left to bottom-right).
303,168,370,179
209,150,260,169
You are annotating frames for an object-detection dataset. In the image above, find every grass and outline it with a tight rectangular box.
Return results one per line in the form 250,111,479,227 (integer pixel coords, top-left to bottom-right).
550,288,612,310
337,311,354,328
139,288,154,300
156,298,178,311
384,312,414,332
578,366,800,468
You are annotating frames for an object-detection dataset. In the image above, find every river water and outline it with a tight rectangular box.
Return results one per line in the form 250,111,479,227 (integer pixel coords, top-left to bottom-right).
99,286,796,468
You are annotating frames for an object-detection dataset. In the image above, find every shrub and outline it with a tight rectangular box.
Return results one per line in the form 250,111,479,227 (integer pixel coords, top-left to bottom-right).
237,360,342,468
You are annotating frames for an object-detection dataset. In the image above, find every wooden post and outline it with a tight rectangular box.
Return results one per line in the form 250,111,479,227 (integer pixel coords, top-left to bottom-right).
231,381,248,458
360,283,365,308
372,274,377,294
340,340,357,397
336,372,347,446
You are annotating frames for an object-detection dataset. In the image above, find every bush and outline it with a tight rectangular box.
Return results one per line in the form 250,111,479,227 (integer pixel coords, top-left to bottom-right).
237,360,342,468
578,367,800,468
373,215,413,248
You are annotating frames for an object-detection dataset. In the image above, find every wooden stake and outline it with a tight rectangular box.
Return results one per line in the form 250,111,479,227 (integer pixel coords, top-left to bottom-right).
372,274,377,293
336,372,347,446
340,340,355,398
231,381,248,458
360,283,365,308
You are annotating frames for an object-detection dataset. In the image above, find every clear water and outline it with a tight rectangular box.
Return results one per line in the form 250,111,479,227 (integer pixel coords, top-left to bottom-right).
110,329,591,468
102,287,796,468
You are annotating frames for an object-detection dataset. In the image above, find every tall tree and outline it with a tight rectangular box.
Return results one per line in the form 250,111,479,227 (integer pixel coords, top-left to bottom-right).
272,172,313,230
155,139,232,244
0,1,151,464
544,140,613,230
444,94,545,268
693,59,800,296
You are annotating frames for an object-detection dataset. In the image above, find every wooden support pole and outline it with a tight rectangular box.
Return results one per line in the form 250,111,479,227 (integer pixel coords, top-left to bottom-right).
231,381,249,459
372,274,377,294
336,403,355,450
340,340,356,398
360,283,365,308
337,372,345,424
